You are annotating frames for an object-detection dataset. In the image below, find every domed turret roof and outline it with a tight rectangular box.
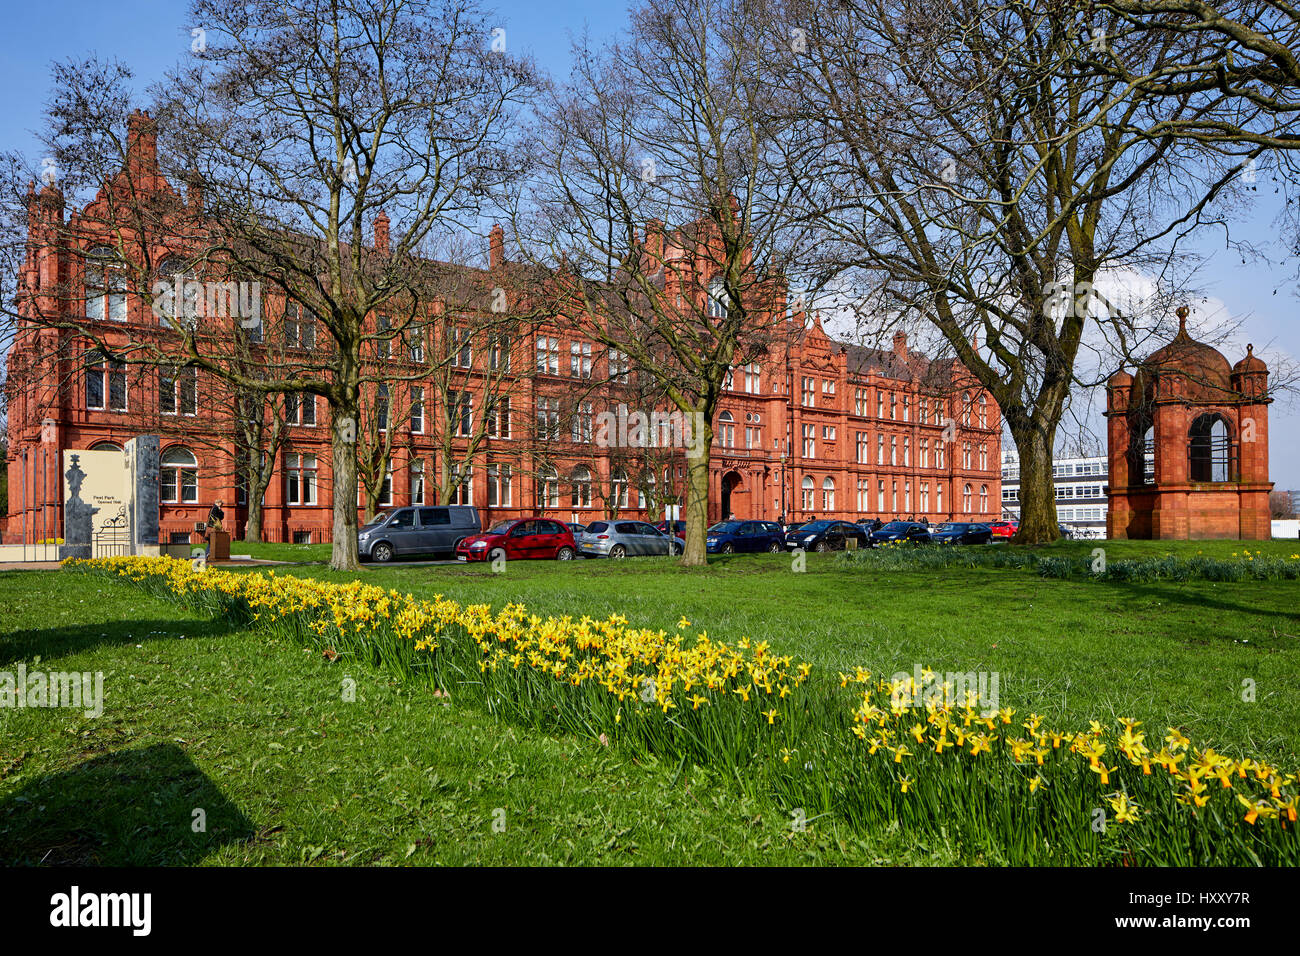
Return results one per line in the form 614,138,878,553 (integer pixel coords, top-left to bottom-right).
1233,343,1268,375
1137,307,1232,401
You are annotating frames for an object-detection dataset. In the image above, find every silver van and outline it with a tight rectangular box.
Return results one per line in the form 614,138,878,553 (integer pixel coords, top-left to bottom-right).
357,505,481,562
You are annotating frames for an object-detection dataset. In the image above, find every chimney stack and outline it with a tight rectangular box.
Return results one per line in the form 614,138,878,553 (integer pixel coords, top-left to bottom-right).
185,171,203,215
374,211,390,254
126,109,159,185
893,330,908,358
645,219,664,264
489,223,504,270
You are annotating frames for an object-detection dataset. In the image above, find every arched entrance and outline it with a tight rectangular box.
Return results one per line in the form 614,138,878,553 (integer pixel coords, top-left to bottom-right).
720,470,748,520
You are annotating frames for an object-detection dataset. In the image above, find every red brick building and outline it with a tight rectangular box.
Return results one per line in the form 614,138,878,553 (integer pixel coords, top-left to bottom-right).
4,114,1001,545
1106,307,1272,539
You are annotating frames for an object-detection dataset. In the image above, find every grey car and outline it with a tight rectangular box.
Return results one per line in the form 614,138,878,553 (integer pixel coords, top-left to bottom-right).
578,519,685,558
358,505,481,562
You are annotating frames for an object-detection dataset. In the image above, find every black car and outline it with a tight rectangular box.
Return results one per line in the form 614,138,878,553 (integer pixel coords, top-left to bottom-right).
869,520,932,545
706,520,787,554
928,522,993,546
785,519,872,552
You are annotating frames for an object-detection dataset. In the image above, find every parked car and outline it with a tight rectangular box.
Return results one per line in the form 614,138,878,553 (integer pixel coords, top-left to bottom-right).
579,520,684,558
929,522,993,546
359,505,481,562
869,520,932,545
855,517,885,532
654,519,687,537
454,518,577,562
987,520,1018,539
1057,524,1075,540
785,519,872,552
706,520,786,554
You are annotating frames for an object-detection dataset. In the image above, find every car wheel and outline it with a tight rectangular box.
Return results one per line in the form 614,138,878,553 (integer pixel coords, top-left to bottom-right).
672,543,682,555
371,542,393,563
768,541,782,553
610,545,626,559
816,540,830,553
488,547,506,563
721,543,735,554
452,537,466,553
556,546,575,561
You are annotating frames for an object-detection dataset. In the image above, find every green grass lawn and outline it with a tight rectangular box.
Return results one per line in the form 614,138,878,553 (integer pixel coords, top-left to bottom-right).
3,538,1297,865
0,569,950,865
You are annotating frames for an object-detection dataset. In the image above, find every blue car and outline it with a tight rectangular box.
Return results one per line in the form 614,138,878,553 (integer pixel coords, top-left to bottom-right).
706,520,786,554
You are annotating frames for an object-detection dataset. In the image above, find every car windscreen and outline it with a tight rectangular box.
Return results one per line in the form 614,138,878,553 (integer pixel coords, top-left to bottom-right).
364,512,389,527
879,521,911,532
486,520,514,534
797,521,834,532
586,522,608,533
709,522,744,534
937,523,967,532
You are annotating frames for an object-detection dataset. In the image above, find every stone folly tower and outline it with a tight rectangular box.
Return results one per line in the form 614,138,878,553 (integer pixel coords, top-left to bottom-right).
1106,307,1272,539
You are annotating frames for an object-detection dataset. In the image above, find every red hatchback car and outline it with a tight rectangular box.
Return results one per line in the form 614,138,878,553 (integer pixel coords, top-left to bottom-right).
455,517,578,562
987,520,1018,539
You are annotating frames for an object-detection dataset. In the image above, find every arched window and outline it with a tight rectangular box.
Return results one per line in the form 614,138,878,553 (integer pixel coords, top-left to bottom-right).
155,256,201,328
802,475,815,510
85,247,127,322
707,278,730,319
1189,414,1233,482
610,467,629,510
963,482,973,514
160,446,198,504
822,476,836,511
979,484,989,513
962,391,973,426
718,410,735,448
570,465,593,509
978,393,988,428
89,440,123,453
535,466,559,509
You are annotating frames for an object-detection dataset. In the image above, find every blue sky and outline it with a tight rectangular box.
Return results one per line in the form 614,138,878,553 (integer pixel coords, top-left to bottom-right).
3,0,1297,489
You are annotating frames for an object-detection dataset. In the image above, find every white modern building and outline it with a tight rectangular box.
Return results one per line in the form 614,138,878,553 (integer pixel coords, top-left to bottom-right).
1000,451,1111,538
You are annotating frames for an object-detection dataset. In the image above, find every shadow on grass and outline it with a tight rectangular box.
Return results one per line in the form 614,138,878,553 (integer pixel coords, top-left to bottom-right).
0,618,238,669
1118,582,1300,637
0,743,255,865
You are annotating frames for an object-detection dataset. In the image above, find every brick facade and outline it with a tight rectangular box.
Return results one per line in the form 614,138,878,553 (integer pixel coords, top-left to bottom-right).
1106,308,1272,540
4,114,1001,545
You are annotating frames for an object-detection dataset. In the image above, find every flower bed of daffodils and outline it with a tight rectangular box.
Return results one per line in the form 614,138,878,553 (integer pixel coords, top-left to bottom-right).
66,555,1299,865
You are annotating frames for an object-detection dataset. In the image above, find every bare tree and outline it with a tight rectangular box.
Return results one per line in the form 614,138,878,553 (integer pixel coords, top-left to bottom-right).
0,1,536,570
521,0,807,565
775,0,1264,541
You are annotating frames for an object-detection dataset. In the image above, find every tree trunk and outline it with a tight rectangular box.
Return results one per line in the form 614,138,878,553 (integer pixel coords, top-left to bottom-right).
244,490,265,542
330,402,361,571
680,419,712,567
1009,418,1061,545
